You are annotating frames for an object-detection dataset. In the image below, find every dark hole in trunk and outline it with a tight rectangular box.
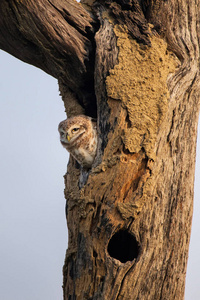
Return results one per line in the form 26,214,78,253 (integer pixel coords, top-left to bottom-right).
107,230,140,263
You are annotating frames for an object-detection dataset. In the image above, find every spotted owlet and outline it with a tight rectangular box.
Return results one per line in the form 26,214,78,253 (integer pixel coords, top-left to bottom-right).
58,115,97,169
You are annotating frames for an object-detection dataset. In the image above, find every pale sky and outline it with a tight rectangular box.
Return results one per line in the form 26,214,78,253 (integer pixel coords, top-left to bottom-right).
0,50,199,299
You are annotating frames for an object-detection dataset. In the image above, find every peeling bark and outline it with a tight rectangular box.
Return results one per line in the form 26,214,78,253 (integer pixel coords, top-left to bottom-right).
0,0,200,299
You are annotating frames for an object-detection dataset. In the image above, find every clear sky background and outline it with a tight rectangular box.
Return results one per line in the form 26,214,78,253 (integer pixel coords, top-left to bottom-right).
0,50,199,299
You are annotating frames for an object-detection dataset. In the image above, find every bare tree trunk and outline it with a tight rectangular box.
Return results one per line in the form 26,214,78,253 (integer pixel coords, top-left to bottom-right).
0,0,200,299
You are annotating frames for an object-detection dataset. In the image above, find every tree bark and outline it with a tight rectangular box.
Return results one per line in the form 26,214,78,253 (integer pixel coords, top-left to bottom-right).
1,1,200,299
0,0,97,114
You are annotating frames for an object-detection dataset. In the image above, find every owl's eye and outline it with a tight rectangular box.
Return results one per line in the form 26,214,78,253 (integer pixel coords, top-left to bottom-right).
72,128,79,133
60,131,65,137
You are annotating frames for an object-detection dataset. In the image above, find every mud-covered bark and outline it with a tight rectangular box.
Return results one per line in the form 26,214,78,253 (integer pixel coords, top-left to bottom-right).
1,1,200,300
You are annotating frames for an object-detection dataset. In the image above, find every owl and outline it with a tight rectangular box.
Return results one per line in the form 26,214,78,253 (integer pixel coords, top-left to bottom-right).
58,115,97,169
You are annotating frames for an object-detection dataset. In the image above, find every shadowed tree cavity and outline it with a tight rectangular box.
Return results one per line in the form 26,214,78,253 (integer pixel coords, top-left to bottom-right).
107,230,140,263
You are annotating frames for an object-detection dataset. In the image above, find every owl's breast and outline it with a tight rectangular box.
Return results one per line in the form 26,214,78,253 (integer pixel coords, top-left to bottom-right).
73,147,94,168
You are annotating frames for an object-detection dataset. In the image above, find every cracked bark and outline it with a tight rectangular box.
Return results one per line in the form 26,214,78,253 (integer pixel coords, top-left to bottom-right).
0,0,200,299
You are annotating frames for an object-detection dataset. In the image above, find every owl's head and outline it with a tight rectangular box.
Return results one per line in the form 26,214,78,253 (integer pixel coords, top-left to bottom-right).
58,115,92,147
58,115,97,168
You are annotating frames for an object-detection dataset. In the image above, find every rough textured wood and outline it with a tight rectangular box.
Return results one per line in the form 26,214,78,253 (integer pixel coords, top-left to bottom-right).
63,1,200,299
99,0,151,44
0,0,97,113
143,0,200,60
0,0,200,299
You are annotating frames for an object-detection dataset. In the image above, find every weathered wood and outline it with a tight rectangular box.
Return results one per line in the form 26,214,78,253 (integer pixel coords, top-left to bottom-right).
0,0,97,111
63,1,200,299
99,0,151,44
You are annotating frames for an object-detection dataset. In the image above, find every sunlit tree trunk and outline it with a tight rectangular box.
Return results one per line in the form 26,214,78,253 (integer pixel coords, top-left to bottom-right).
0,0,200,299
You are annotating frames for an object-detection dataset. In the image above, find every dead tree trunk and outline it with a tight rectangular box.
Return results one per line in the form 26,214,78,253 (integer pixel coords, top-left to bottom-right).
1,0,200,299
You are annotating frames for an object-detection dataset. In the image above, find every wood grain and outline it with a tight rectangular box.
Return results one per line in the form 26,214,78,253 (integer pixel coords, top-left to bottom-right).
0,0,97,110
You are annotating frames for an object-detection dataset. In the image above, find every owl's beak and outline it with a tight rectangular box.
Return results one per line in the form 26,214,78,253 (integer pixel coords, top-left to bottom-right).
66,134,71,142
